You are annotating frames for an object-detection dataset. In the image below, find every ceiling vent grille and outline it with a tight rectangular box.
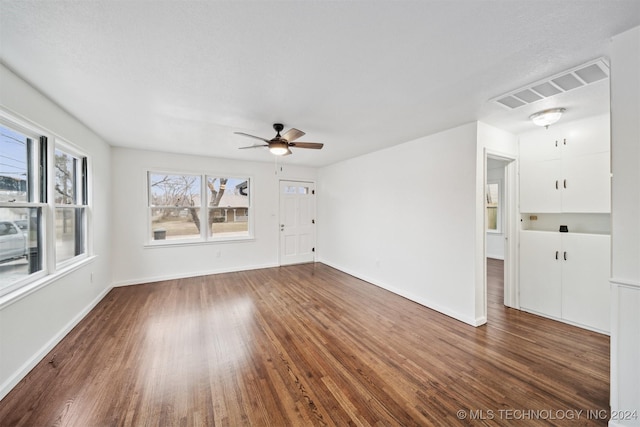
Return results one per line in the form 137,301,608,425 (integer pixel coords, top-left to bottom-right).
491,58,609,110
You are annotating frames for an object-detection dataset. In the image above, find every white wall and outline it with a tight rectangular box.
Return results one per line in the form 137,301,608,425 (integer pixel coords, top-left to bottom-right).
0,64,112,398
111,148,316,285
609,26,640,427
318,122,484,325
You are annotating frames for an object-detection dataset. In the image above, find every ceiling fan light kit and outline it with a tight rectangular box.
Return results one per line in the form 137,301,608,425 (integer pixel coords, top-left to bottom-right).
235,123,323,156
530,107,566,128
269,141,290,156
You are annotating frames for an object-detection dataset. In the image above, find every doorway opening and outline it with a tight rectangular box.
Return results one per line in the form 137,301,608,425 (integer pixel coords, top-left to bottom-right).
485,153,517,322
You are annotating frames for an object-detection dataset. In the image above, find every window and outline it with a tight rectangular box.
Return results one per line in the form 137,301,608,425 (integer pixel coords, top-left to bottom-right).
0,115,90,298
207,176,250,239
149,173,202,241
148,173,251,243
0,123,44,295
486,181,501,232
54,147,88,265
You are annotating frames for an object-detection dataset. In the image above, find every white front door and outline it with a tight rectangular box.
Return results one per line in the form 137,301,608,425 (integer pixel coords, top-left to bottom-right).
279,180,315,265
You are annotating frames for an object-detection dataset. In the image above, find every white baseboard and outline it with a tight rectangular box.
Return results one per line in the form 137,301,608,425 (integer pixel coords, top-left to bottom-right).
317,259,481,327
519,306,610,336
0,283,113,400
112,262,280,287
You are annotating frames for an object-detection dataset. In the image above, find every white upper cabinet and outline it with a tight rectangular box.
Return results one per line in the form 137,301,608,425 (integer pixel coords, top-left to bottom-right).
519,114,610,213
519,160,562,212
519,126,563,162
562,152,611,212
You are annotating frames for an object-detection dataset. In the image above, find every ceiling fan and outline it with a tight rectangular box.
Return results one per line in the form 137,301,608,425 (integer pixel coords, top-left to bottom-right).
235,123,324,156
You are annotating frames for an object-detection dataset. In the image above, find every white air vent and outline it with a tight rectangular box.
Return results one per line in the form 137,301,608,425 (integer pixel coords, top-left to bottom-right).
491,58,609,109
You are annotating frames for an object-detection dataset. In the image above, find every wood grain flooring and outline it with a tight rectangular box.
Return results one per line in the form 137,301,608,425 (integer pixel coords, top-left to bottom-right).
0,260,609,426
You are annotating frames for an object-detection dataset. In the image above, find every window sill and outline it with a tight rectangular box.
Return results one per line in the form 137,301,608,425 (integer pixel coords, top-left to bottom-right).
144,236,255,249
0,255,97,310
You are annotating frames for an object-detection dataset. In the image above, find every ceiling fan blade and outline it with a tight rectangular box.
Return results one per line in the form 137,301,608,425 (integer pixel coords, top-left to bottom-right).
239,144,268,149
283,148,293,156
290,142,324,149
281,128,305,142
234,132,270,143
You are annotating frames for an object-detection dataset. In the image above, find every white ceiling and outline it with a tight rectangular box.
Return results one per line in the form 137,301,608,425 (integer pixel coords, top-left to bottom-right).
1,1,638,167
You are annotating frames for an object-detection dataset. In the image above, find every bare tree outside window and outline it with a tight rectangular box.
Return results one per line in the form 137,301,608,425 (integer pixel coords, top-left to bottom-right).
148,173,250,242
54,151,75,205
149,174,201,240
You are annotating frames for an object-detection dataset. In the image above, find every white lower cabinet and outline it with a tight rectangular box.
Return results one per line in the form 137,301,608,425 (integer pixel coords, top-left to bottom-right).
519,230,610,332
520,231,562,318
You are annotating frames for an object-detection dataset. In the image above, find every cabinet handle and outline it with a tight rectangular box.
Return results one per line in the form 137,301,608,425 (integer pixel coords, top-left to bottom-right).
555,180,559,190
564,251,567,261
555,251,559,260
564,179,567,189
555,140,558,147
563,138,567,146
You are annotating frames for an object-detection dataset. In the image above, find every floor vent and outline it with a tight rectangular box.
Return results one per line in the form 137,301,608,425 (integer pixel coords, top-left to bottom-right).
491,58,609,110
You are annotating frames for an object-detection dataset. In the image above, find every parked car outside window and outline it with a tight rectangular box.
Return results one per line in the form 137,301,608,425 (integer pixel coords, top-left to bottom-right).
0,221,27,263
14,219,28,233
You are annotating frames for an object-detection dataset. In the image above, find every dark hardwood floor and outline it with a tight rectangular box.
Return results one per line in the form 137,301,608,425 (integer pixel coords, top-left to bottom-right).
0,260,609,426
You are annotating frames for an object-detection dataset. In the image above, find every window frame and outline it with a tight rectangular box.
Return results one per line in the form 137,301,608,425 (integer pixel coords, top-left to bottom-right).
146,171,253,246
0,109,92,300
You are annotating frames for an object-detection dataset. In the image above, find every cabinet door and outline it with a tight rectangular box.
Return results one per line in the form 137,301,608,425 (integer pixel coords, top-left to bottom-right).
561,234,611,332
519,128,562,162
519,160,562,213
561,152,611,213
561,114,610,158
519,231,562,317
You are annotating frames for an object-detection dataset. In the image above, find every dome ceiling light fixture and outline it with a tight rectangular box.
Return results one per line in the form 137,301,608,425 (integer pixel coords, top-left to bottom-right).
530,108,566,128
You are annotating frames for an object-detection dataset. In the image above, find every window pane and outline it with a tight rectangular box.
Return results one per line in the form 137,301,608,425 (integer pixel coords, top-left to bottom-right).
150,207,200,240
0,207,42,293
56,207,85,264
209,208,249,237
55,149,76,204
149,174,202,241
486,183,499,231
0,125,29,202
207,177,249,238
149,174,201,207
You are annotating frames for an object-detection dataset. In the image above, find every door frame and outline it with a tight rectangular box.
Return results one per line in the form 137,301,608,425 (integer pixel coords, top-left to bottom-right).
484,149,519,311
278,179,317,266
